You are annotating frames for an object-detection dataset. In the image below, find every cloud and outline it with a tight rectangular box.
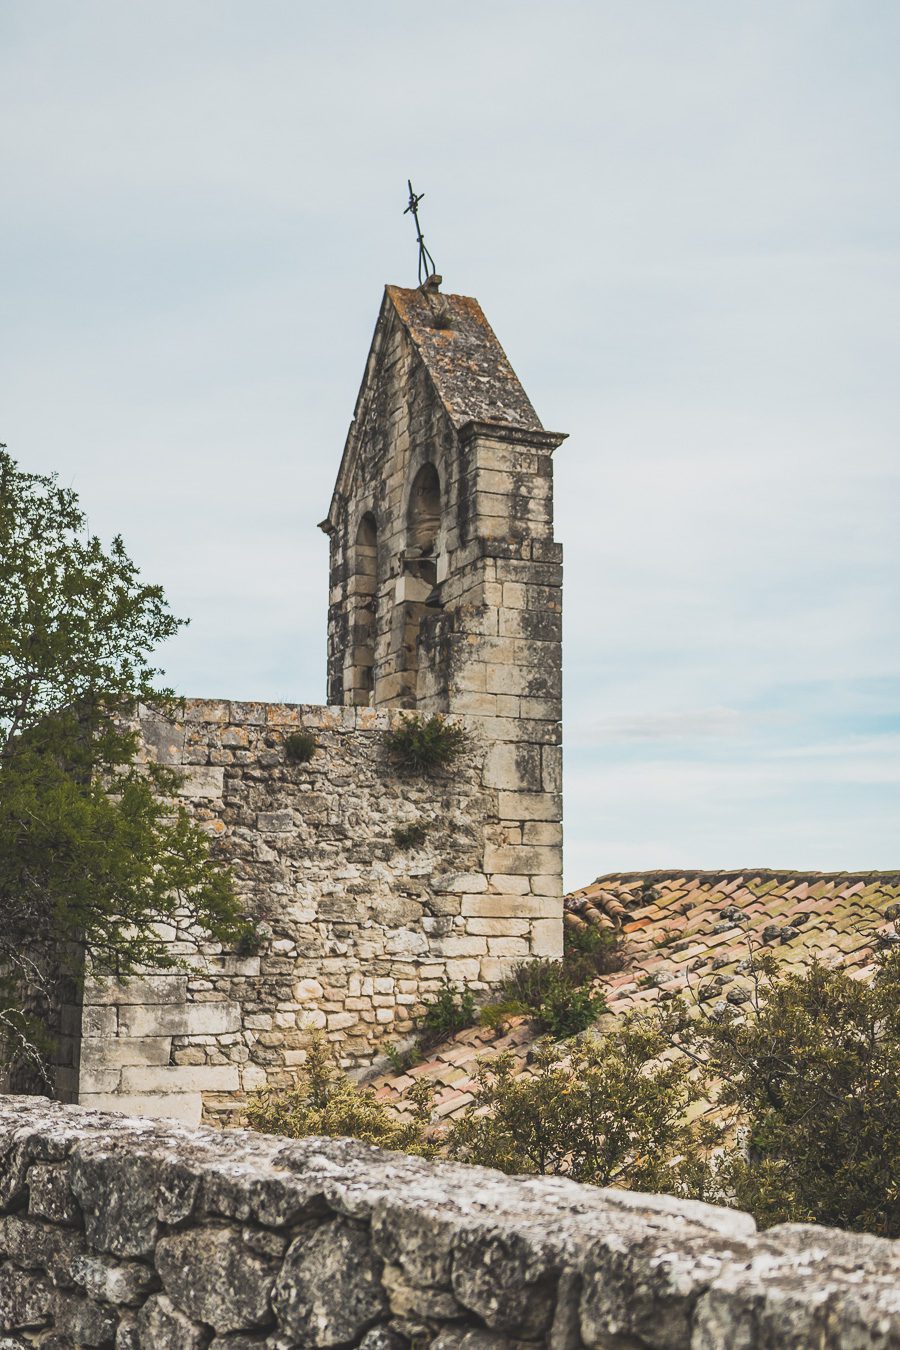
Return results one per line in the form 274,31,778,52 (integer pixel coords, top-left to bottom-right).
2,1,899,875
586,707,749,743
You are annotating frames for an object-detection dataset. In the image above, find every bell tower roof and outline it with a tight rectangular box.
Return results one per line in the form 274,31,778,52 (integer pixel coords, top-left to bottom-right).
384,284,544,433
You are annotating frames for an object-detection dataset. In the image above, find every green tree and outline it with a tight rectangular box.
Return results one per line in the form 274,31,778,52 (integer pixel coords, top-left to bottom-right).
446,1024,708,1191
694,948,900,1236
0,447,244,1081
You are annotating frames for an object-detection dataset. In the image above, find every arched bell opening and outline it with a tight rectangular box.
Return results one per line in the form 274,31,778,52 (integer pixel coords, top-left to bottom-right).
395,463,444,706
346,511,378,706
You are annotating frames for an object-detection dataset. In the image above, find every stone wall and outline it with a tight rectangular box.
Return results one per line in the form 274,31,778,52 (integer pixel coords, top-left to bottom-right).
3,1098,900,1349
75,698,561,1124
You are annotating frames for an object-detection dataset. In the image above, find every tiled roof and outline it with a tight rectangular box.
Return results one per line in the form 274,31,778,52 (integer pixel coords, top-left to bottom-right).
373,870,900,1122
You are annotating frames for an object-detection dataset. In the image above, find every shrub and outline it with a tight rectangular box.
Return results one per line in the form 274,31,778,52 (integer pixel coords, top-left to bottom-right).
245,1035,434,1155
692,948,900,1236
392,821,429,849
564,921,625,979
385,714,467,773
486,956,607,1040
446,1026,707,1190
284,730,317,764
418,977,477,1051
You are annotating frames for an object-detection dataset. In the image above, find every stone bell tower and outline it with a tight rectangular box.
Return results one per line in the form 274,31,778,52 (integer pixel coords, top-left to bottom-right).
322,279,565,923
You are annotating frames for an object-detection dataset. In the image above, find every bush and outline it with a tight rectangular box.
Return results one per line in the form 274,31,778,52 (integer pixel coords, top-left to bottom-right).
392,821,429,849
563,920,625,980
484,955,607,1040
284,730,317,764
446,1026,706,1190
418,977,477,1051
385,714,467,773
691,948,900,1236
245,1035,434,1155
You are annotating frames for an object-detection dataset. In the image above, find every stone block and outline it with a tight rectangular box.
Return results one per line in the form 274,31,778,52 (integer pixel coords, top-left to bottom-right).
294,978,325,1001
156,1226,281,1334
523,821,563,846
27,1165,81,1227
466,919,530,937
176,766,225,799
79,1037,172,1068
433,872,488,894
483,742,542,792
488,873,531,894
119,1065,240,1093
487,937,530,957
118,1002,241,1038
531,918,564,958
77,1093,202,1125
256,809,294,832
183,700,230,723
432,936,487,958
81,1006,117,1038
442,958,481,982
137,714,186,766
462,896,560,919
227,701,268,724
497,790,561,822
84,975,188,1006
79,1067,122,1094
483,844,562,876
542,745,562,794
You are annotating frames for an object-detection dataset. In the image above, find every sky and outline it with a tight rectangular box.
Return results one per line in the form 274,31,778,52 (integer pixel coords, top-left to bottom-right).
2,2,899,887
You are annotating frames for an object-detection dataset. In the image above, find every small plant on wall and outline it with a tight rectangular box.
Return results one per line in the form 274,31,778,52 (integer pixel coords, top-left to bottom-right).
284,730,317,764
386,713,467,773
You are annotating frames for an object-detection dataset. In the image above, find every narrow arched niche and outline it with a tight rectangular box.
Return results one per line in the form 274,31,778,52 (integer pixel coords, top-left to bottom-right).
406,463,441,558
346,511,378,705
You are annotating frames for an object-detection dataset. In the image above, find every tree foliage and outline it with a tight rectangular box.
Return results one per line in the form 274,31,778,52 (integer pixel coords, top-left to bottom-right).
0,447,244,1079
445,1024,708,1191
691,948,900,1236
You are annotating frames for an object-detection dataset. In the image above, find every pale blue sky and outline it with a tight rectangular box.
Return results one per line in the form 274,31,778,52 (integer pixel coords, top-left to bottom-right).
3,2,898,886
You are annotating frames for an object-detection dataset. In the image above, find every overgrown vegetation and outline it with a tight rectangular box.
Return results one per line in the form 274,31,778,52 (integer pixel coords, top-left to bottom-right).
418,977,477,1052
284,730,317,764
445,1026,711,1191
0,447,246,1084
677,947,900,1236
479,922,622,1039
254,938,900,1239
487,958,607,1039
385,713,467,773
392,820,429,849
245,1035,435,1155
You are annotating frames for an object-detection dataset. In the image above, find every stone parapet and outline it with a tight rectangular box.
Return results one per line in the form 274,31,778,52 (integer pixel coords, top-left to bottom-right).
2,1097,900,1348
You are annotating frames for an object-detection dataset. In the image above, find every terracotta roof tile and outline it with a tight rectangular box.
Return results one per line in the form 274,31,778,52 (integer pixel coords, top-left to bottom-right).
370,870,900,1123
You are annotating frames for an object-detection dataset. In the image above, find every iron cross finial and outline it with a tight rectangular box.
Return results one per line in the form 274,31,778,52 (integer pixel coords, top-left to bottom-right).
404,179,438,287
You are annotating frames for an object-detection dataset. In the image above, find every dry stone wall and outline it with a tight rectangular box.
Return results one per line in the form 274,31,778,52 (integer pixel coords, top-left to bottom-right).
76,698,559,1125
4,1097,900,1349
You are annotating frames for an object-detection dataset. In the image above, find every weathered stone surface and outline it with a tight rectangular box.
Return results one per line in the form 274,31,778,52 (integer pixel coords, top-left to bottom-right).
52,1289,119,1345
273,1217,388,1345
136,1292,208,1348
156,1225,279,1333
10,1100,900,1349
452,1227,557,1337
70,1252,158,1305
0,1262,53,1329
